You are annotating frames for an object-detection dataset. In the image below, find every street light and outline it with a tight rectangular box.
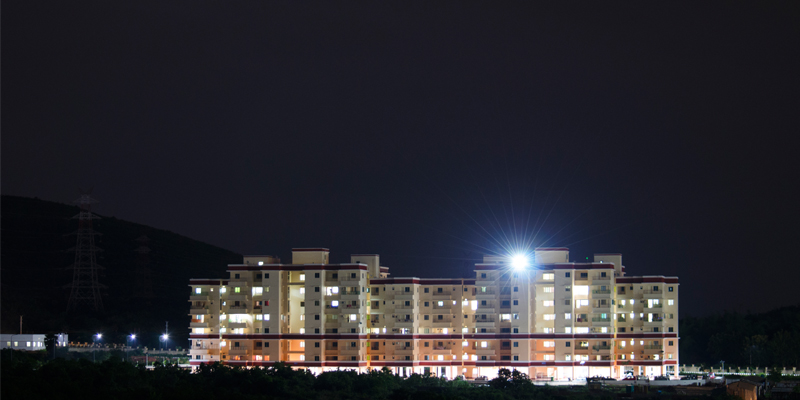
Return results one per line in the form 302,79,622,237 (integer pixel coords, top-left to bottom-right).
127,334,136,362
161,334,169,351
510,254,529,270
93,333,102,362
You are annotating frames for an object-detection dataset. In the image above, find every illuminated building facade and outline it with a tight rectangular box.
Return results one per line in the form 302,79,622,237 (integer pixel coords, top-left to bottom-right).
188,248,678,379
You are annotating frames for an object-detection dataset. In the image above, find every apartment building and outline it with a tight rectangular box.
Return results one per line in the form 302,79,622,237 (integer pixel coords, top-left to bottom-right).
188,247,678,379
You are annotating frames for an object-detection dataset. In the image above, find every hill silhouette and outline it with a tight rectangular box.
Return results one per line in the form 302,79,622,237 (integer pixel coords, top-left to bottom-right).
1,195,241,348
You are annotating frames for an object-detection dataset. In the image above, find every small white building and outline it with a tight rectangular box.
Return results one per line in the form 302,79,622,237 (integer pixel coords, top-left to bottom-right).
1,333,68,350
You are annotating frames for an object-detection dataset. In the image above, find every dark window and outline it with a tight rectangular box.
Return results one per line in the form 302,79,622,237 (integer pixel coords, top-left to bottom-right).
255,342,262,348
314,356,320,361
265,342,269,347
424,288,429,293
513,300,519,306
265,328,269,333
566,272,571,277
405,301,410,306
501,300,510,307
513,328,519,333
501,356,511,360
351,273,357,279
668,287,674,292
265,273,269,279
580,272,588,278
315,287,320,292
513,342,519,347
424,315,429,320
502,342,510,347
314,273,320,278
256,274,262,279
566,342,571,347
405,356,410,360
424,302,429,307
618,327,626,333
234,342,240,347
315,342,320,348
314,315,320,320
438,315,443,320
300,302,305,307
332,342,338,347
654,327,659,332
424,342,429,347
437,288,443,293
351,342,357,347
513,355,519,361
481,328,487,333
481,273,487,278
481,300,487,306
332,273,338,279
330,356,337,360
501,328,511,333
314,300,319,306
601,272,607,277
668,327,674,332
513,287,518,292
653,286,659,291
481,356,487,360
314,328,319,333
405,287,410,292
235,274,240,279
669,341,674,346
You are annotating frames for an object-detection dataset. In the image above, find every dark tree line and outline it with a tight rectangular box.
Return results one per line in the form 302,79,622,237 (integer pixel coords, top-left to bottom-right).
680,306,800,369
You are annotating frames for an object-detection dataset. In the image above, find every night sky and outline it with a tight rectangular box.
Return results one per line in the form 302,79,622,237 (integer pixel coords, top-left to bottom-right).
3,1,799,317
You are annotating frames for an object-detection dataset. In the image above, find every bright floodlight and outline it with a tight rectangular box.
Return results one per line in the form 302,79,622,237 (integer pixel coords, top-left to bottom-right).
130,334,136,339
162,334,169,340
511,254,529,270
96,333,102,339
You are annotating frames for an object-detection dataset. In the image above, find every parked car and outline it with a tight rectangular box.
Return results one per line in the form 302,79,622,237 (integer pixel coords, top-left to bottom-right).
653,376,670,381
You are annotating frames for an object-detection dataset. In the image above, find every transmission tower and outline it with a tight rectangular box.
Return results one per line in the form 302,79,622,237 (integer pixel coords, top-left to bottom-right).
66,193,105,312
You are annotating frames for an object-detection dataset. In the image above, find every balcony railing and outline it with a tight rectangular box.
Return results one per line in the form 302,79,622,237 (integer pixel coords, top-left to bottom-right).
592,345,611,351
592,290,611,295
644,345,663,350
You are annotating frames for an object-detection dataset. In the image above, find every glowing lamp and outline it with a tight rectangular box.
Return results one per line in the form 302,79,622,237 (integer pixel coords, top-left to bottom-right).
510,254,529,270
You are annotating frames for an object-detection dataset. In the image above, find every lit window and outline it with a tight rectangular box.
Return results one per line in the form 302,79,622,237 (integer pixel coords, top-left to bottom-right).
481,341,488,348
564,355,571,361
438,301,444,306
265,314,270,321
195,288,201,294
544,314,556,320
543,273,554,280
258,261,264,266
620,341,626,348
300,274,305,281
574,286,589,295
300,288,306,294
543,341,555,348
543,287,554,293
220,287,227,293
565,327,572,333
575,327,589,333
332,301,339,307
543,300,554,307
462,341,469,347
668,300,674,306
235,287,241,293
256,315,263,321
564,313,571,319
253,287,263,296
544,355,554,361
300,342,305,348
620,299,626,305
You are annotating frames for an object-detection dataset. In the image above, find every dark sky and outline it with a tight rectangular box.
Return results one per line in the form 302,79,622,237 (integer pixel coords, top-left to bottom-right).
3,1,799,316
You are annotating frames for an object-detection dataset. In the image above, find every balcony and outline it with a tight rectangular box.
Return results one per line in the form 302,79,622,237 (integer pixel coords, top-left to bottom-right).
190,320,209,328
190,293,211,301
229,322,247,329
432,291,451,297
593,276,611,282
592,345,612,352
644,345,663,350
592,290,611,298
645,303,664,309
228,305,249,312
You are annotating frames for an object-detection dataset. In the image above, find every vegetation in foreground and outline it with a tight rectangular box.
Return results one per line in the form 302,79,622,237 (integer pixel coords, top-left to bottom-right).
2,352,744,400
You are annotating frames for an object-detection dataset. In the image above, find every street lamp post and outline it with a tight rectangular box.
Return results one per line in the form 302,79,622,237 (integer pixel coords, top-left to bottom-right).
93,333,102,362
127,334,136,362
